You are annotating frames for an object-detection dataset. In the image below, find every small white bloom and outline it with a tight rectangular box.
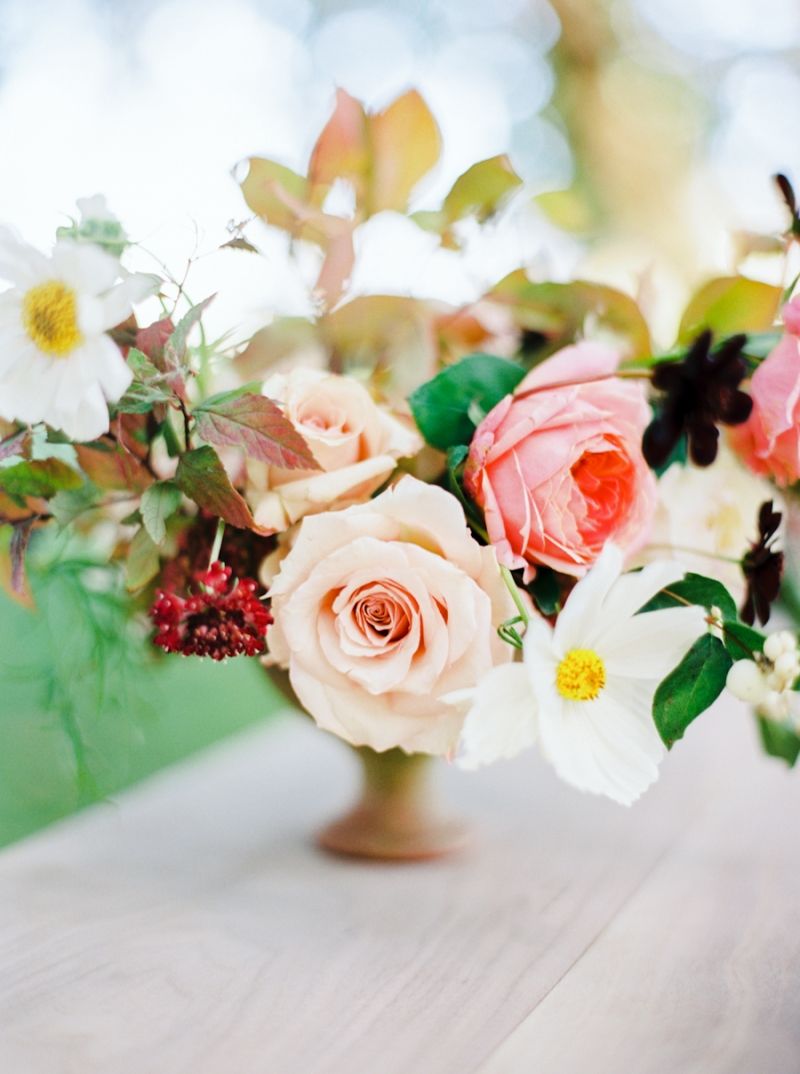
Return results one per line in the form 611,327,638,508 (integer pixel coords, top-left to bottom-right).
645,447,782,602
726,659,767,704
0,226,155,441
726,630,799,722
456,544,705,805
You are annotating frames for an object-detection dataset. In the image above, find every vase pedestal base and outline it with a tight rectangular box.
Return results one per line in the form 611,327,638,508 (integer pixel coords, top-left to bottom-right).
317,746,471,862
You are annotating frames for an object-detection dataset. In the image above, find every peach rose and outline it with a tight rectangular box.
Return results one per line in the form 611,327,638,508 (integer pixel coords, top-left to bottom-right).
465,341,656,578
246,368,421,533
267,477,516,754
729,297,800,487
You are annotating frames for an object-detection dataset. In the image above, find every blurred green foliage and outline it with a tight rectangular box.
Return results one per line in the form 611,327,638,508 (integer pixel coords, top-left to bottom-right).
0,535,284,848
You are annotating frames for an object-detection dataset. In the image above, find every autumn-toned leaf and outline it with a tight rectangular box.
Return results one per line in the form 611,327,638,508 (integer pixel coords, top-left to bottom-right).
443,155,522,223
490,272,652,361
0,490,47,523
0,458,83,501
0,529,34,608
678,277,783,344
75,439,153,494
175,445,264,531
136,318,174,362
194,392,319,470
235,318,323,381
308,88,368,195
10,517,34,595
240,157,315,233
126,525,160,592
313,225,356,310
367,90,441,214
0,428,32,462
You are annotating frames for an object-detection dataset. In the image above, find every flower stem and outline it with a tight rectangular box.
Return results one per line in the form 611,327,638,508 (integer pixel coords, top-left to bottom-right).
209,518,225,566
501,566,530,626
646,544,742,566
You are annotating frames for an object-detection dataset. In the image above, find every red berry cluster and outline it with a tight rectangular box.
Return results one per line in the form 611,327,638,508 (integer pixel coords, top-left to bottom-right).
150,561,271,660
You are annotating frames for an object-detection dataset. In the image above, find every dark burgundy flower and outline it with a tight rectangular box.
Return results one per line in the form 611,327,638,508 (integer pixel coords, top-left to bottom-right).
643,330,752,469
150,561,271,660
741,500,784,626
775,173,800,238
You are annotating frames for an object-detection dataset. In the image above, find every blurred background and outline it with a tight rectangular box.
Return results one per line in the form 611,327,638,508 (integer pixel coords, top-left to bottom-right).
1,0,798,846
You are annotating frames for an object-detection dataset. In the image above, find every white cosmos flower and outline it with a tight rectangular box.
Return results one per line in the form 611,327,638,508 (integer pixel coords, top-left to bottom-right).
0,226,156,441
456,543,706,805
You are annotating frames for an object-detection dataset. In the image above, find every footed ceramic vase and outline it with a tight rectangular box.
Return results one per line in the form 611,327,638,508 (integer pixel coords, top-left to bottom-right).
318,745,471,861
267,666,470,861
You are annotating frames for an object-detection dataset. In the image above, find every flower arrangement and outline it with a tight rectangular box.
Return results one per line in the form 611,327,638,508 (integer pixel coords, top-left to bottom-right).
2,90,799,857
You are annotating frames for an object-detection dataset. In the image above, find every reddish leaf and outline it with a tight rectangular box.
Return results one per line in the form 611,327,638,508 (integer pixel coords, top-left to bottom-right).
76,439,153,493
10,517,34,595
0,428,32,462
194,393,319,470
175,446,266,532
136,317,174,362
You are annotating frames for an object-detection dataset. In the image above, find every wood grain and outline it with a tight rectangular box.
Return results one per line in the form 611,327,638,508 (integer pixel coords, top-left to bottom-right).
0,698,797,1074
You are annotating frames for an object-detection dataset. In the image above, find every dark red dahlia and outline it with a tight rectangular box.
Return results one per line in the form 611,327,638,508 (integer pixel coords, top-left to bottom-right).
150,561,271,660
741,500,784,627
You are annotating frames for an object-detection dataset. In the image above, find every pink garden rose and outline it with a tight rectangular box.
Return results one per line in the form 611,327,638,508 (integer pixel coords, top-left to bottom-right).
246,368,421,533
267,477,516,755
729,297,800,487
465,342,656,578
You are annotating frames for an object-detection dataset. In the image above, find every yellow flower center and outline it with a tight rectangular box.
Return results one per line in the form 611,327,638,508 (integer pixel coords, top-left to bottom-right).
556,648,606,701
22,280,83,356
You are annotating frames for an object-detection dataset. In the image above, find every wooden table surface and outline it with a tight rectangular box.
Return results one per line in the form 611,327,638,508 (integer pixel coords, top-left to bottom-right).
1,698,798,1074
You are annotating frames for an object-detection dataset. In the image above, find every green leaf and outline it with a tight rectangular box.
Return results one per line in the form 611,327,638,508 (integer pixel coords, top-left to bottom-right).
678,276,782,343
125,525,160,592
653,634,733,747
168,295,215,360
528,568,561,617
174,445,261,531
126,346,162,382
444,444,487,538
194,392,319,469
49,483,101,528
641,572,737,622
408,353,525,451
140,481,182,545
757,716,800,767
722,620,765,661
743,331,781,360
115,381,173,414
442,155,523,224
0,458,83,501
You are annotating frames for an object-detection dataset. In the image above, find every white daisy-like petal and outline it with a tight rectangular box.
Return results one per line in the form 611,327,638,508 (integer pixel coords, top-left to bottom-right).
596,559,686,627
497,543,705,805
0,224,155,439
553,542,623,654
56,382,109,442
77,336,133,402
601,605,706,680
455,663,538,770
51,240,119,294
538,687,662,806
0,226,50,286
96,272,158,331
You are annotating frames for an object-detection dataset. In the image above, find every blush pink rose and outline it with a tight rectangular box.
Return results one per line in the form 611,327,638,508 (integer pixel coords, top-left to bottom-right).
267,477,516,755
729,297,800,487
465,341,656,578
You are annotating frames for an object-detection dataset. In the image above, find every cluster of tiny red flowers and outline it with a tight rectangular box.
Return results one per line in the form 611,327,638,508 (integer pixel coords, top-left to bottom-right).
150,561,271,660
